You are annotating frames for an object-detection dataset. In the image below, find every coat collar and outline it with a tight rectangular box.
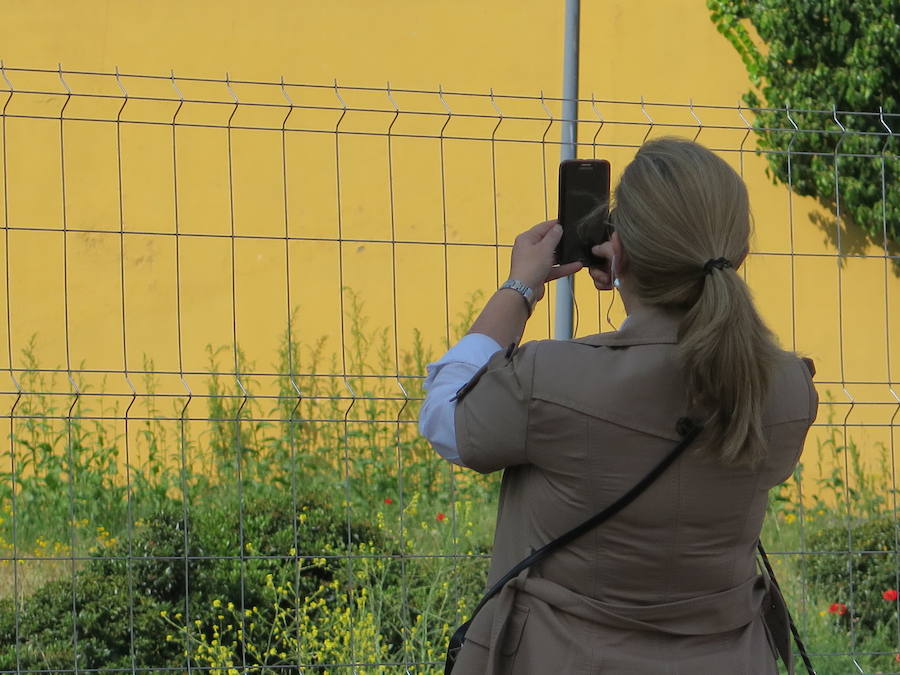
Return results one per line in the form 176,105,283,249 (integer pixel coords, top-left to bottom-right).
574,305,684,347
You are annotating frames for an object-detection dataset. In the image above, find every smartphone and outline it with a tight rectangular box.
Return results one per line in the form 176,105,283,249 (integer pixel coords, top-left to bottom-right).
556,159,611,265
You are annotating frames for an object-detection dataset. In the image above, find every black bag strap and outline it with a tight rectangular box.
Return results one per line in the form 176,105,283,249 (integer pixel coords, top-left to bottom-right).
758,541,816,675
445,416,703,674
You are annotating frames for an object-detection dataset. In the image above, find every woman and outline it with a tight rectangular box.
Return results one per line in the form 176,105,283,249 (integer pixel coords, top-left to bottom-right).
418,138,818,674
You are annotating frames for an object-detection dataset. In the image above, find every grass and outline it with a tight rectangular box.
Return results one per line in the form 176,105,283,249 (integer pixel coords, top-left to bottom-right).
1,298,899,673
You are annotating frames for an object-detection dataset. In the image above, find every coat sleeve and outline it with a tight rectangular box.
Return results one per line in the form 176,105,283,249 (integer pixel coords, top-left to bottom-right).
453,341,538,474
803,357,819,427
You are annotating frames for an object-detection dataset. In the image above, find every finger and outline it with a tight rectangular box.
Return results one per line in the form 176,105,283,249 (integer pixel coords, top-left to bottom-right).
546,261,582,281
591,241,614,261
542,222,564,248
588,265,608,283
520,219,557,243
528,221,562,255
526,220,557,244
589,265,613,290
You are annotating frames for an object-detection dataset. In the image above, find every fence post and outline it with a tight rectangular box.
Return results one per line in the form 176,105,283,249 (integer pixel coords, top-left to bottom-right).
554,0,579,340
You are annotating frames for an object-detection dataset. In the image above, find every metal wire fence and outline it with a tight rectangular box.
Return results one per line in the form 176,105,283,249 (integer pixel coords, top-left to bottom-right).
0,65,898,673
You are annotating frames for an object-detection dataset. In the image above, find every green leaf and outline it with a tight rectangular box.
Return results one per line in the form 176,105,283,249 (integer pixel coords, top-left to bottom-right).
707,0,900,245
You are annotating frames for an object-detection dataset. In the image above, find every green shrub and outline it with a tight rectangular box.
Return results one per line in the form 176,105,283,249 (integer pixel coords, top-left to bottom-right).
707,0,900,248
806,515,900,633
189,489,386,609
92,499,199,604
0,567,181,671
0,489,387,671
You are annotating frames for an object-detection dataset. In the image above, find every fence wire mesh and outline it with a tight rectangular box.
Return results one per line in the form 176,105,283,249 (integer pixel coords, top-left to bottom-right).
0,65,898,674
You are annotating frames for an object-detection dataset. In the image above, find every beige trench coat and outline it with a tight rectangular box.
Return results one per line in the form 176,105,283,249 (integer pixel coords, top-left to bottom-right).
451,307,818,674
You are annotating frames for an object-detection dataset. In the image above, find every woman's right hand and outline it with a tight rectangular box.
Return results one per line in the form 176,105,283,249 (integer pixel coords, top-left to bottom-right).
587,241,616,291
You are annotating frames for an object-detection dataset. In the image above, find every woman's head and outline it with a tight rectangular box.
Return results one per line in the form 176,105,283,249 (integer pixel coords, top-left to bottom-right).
611,137,780,466
610,137,749,306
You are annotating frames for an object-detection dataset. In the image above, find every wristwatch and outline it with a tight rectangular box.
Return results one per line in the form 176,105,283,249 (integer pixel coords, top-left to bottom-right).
499,279,535,317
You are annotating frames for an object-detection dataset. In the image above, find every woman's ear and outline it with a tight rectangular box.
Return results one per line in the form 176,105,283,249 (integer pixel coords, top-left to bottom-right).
611,231,628,274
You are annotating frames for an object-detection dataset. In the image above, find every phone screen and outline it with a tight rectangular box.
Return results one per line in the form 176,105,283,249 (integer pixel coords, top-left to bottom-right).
556,159,611,265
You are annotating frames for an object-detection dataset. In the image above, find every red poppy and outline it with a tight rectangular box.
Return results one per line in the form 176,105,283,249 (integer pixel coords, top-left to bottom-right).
883,589,899,602
895,653,900,663
383,498,393,505
436,512,446,522
828,602,847,615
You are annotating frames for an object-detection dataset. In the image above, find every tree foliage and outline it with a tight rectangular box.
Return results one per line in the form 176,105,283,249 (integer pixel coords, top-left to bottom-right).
707,0,899,248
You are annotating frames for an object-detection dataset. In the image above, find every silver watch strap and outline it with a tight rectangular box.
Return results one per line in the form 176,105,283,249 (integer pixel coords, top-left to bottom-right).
499,279,535,316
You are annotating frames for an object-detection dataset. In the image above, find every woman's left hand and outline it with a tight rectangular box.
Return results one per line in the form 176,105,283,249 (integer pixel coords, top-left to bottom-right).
508,220,583,303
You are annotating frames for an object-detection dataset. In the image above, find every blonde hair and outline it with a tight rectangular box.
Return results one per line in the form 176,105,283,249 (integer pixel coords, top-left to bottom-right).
611,137,780,465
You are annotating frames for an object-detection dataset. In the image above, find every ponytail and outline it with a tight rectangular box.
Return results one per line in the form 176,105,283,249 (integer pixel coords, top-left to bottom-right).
678,266,779,465
611,137,781,465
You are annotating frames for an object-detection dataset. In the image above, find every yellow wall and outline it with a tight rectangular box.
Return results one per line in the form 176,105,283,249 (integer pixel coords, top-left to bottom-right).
0,0,898,490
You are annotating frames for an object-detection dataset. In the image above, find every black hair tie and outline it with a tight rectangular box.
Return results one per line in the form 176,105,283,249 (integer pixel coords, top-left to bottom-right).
703,257,732,275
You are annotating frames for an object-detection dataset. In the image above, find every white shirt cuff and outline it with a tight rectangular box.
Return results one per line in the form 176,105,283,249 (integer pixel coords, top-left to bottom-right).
418,333,503,466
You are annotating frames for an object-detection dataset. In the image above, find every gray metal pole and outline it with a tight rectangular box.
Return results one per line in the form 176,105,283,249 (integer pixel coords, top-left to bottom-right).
554,0,579,340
